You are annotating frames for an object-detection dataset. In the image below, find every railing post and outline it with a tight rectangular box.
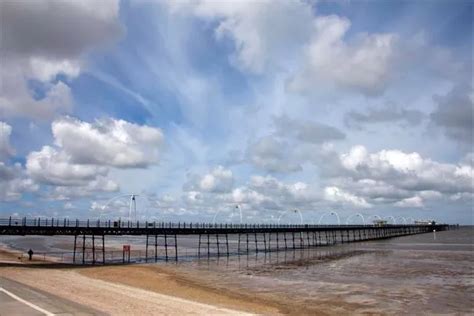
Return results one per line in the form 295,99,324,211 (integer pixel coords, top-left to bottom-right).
8,216,11,226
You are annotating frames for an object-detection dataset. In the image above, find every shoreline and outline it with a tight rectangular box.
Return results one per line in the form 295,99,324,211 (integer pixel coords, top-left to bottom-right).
0,247,296,315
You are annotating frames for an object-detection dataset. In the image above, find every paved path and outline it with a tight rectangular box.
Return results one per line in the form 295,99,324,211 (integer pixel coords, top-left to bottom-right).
0,277,103,316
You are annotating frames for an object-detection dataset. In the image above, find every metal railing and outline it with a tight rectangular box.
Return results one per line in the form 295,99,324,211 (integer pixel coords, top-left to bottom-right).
0,217,421,229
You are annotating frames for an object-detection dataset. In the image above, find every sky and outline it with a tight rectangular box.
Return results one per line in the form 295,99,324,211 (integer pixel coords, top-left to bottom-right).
0,0,472,224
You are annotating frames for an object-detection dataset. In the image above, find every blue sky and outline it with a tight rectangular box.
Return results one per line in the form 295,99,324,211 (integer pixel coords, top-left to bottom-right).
0,0,472,224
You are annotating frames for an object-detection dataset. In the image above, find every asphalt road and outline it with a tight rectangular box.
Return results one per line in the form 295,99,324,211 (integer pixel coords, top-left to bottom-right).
0,277,104,316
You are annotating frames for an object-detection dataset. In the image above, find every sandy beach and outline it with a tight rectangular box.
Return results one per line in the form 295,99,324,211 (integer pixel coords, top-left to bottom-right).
0,249,288,315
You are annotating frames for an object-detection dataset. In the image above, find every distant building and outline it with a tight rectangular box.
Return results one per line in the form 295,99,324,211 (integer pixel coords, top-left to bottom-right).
415,220,436,225
372,220,388,226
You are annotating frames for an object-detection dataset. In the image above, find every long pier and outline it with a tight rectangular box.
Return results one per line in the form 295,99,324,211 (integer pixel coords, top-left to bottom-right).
0,217,452,265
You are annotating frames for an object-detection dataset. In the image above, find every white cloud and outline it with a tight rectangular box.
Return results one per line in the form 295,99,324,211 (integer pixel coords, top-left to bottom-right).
324,186,371,208
430,84,473,144
52,117,164,168
247,136,302,173
339,145,473,194
47,177,119,201
199,166,234,193
273,115,346,144
25,116,163,199
289,15,397,96
168,0,313,74
0,0,122,120
0,163,39,201
26,146,108,186
184,166,234,193
0,122,15,160
394,196,424,208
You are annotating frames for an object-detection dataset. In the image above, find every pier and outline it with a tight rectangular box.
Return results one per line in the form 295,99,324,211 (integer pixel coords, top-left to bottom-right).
0,217,453,265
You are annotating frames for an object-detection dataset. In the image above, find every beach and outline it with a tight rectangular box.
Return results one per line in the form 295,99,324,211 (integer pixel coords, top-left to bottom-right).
1,228,473,315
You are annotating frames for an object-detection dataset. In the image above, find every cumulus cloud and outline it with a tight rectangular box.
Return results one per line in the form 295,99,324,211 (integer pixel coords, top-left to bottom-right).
324,186,371,208
430,84,473,144
180,170,321,218
246,136,302,173
0,122,15,160
0,163,39,201
273,115,345,144
26,146,108,186
289,15,396,96
25,117,162,200
319,145,474,209
184,166,234,193
52,117,164,168
339,145,473,194
168,1,397,96
46,177,119,201
167,0,313,74
344,106,424,129
394,196,424,208
0,0,122,119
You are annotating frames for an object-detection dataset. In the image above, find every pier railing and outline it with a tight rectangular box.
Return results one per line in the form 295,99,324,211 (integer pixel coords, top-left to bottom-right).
0,217,442,230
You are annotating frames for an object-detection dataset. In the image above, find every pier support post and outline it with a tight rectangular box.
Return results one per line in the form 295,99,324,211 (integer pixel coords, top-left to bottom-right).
207,234,210,257
174,234,178,261
73,234,77,264
82,234,86,264
164,234,168,261
246,233,249,253
146,234,149,262
155,234,158,262
263,233,267,252
198,234,201,257
276,232,279,251
238,233,241,253
254,233,258,253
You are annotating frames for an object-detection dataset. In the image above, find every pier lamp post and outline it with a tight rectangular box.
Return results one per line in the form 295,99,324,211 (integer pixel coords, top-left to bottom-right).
101,194,140,221
235,204,243,224
213,204,243,225
294,209,303,225
318,211,340,225
277,209,304,225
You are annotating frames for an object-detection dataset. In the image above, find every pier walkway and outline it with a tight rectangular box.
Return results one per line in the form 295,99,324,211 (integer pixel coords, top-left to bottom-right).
0,218,452,264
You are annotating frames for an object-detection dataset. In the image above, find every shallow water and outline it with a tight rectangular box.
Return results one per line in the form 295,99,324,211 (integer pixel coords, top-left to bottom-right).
175,227,473,314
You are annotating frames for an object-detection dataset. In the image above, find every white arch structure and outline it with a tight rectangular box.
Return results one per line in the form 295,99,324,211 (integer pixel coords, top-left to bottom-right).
368,214,382,224
385,216,396,224
406,217,415,224
213,204,243,224
318,211,341,225
345,213,365,225
101,194,139,222
277,209,304,225
397,216,407,224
